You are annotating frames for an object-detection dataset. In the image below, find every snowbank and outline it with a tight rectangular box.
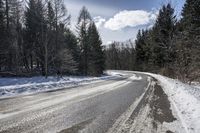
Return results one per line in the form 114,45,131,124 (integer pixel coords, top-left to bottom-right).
144,73,200,133
0,75,115,98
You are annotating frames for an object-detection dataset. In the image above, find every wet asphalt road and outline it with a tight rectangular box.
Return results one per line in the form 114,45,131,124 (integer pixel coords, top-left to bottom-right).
0,72,149,133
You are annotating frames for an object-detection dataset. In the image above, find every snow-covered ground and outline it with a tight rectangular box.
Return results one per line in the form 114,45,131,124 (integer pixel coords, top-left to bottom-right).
139,72,200,133
0,75,116,98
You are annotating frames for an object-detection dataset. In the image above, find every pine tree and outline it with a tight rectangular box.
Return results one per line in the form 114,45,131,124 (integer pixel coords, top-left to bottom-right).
151,3,176,69
135,30,145,70
135,29,152,71
48,0,71,75
88,22,105,76
24,0,37,71
175,0,200,82
57,49,77,75
24,0,49,76
182,0,200,67
77,6,92,75
33,0,47,76
64,28,80,64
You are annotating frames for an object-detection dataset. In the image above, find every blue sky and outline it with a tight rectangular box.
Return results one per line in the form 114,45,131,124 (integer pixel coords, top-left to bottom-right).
64,0,185,45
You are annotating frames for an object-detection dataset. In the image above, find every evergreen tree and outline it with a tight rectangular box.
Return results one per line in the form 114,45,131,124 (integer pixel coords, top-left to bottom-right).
24,0,49,76
33,0,48,75
24,0,37,70
46,1,57,71
151,3,176,68
88,22,105,76
135,29,152,71
134,3,176,74
77,6,92,75
175,0,200,82
57,49,77,75
182,0,200,67
135,30,145,70
49,0,71,75
64,28,80,63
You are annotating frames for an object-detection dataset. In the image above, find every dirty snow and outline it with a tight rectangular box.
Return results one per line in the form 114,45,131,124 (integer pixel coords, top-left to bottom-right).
0,75,115,98
142,72,200,133
108,75,184,133
108,70,200,133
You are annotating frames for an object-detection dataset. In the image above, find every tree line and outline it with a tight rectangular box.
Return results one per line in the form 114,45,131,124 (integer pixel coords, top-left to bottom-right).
105,40,136,71
0,0,105,77
105,0,200,83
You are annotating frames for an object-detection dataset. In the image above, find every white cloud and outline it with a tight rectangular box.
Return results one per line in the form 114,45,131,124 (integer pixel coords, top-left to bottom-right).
94,16,106,29
104,10,157,31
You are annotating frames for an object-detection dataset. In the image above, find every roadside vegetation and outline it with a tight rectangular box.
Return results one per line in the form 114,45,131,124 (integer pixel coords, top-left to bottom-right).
105,0,200,84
